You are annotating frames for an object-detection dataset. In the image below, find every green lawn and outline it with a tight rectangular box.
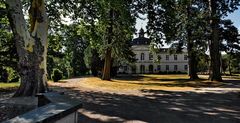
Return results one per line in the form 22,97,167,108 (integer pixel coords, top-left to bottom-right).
0,82,19,89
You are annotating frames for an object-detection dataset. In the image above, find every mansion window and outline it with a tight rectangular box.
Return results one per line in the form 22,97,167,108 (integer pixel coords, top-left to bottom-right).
174,55,177,60
174,65,178,71
157,65,161,71
124,66,128,71
140,65,145,73
166,55,169,60
149,53,153,60
166,65,169,71
157,55,161,60
184,55,188,60
184,65,188,70
141,53,145,60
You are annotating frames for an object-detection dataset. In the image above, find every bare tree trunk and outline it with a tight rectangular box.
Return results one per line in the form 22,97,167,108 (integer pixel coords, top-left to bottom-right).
6,0,48,96
208,0,222,81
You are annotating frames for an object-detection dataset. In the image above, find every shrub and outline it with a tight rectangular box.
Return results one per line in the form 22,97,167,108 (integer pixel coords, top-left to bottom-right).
51,69,63,82
1,69,9,82
7,67,19,82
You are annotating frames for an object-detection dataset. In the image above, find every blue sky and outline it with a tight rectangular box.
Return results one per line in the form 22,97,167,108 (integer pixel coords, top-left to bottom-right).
225,6,240,31
136,7,240,34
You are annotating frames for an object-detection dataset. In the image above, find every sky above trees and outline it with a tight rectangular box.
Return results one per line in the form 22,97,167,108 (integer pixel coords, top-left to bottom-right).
136,6,240,35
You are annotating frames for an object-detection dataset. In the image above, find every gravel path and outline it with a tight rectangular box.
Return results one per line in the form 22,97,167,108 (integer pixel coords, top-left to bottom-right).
0,88,17,122
50,77,240,123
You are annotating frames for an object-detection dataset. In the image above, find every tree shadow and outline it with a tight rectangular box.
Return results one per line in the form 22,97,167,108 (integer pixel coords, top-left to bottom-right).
221,80,240,88
130,81,221,88
51,86,240,123
113,75,151,81
113,76,221,88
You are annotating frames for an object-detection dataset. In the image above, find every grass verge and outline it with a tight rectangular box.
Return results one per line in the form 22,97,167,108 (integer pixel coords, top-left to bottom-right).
0,82,19,89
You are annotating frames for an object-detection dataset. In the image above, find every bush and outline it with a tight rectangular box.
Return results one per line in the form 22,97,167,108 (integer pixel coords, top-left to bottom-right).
51,69,63,82
7,67,19,82
1,69,9,82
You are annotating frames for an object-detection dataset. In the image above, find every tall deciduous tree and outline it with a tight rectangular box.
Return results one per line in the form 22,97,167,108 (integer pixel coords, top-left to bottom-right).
220,20,240,75
207,0,239,81
145,0,208,80
6,0,48,96
75,0,136,80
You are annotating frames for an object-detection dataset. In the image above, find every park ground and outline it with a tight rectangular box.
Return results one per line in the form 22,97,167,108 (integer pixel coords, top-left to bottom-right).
1,74,240,123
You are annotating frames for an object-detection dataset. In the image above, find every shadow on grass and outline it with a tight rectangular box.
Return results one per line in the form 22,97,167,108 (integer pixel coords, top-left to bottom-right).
130,81,220,88
114,75,240,88
50,85,240,123
114,74,204,82
113,75,150,81
113,75,220,88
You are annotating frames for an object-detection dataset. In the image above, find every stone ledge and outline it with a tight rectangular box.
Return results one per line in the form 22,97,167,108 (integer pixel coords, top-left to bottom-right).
3,92,82,123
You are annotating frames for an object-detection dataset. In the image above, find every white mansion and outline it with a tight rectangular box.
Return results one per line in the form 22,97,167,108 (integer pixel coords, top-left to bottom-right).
119,28,189,74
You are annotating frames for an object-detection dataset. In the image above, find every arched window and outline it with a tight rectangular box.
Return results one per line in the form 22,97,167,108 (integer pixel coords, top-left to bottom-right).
141,53,145,60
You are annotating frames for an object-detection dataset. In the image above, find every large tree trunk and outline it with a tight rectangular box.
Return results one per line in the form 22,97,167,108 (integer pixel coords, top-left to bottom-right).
208,0,222,81
187,42,199,80
102,8,113,80
186,3,199,80
6,0,48,96
102,48,112,80
229,54,232,76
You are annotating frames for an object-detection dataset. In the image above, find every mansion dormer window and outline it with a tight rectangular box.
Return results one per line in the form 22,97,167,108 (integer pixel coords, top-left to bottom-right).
141,53,145,60
174,55,178,60
149,53,153,60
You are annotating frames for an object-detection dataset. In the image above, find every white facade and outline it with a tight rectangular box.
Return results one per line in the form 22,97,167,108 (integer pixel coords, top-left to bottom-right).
128,45,188,74
119,29,188,74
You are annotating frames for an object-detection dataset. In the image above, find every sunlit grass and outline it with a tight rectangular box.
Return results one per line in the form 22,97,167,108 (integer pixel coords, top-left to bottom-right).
0,82,19,89
75,74,223,92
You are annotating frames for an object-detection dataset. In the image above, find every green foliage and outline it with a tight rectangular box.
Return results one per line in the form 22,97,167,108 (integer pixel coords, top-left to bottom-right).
76,0,137,67
0,67,19,83
220,20,240,54
222,54,240,74
0,67,8,82
6,67,19,82
51,69,63,82
84,47,104,76
0,2,18,83
0,3,18,70
63,24,89,76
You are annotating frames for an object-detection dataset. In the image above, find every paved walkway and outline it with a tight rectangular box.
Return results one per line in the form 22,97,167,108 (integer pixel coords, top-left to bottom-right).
50,77,240,123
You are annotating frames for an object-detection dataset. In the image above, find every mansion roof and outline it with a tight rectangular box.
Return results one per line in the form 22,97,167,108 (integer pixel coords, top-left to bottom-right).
132,28,151,45
132,37,151,45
